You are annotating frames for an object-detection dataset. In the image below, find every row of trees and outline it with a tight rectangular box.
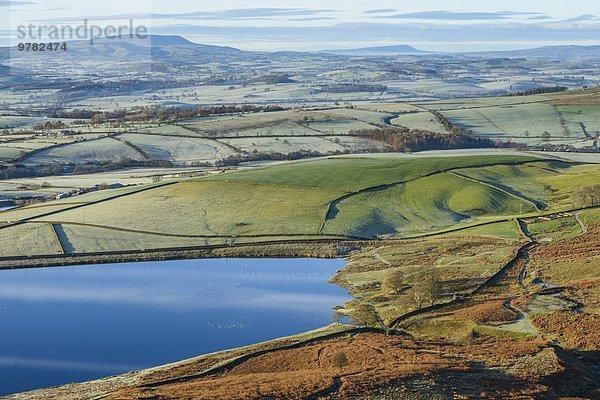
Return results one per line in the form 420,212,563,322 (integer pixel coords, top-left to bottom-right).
31,120,66,130
430,110,473,135
504,86,568,97
353,127,495,153
0,158,173,180
50,104,286,125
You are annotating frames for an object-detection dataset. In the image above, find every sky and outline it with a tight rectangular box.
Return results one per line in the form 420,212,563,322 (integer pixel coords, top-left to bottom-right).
1,0,600,51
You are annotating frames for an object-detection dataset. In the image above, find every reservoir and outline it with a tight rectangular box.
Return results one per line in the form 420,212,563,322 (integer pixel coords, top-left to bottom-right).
0,258,349,395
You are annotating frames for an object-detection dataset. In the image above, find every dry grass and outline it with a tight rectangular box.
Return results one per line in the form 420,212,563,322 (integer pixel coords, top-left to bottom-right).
454,299,518,324
532,311,600,351
104,333,562,400
529,224,600,284
549,88,600,106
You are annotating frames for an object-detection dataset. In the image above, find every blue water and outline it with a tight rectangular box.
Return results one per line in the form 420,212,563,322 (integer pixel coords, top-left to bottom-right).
0,258,348,395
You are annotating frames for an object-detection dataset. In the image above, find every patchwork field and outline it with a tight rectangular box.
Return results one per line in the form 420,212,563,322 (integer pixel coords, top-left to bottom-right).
22,137,147,165
116,133,238,163
2,90,599,169
390,111,448,133
2,122,599,400
2,151,599,258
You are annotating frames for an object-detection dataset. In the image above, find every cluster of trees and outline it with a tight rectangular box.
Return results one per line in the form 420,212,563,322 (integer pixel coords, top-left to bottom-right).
504,86,568,97
250,73,295,85
215,149,344,167
314,83,387,93
51,104,285,125
31,120,65,130
573,185,600,207
1,159,173,180
382,270,442,310
354,127,495,153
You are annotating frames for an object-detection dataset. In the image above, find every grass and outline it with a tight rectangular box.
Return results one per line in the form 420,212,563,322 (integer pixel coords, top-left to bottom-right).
212,154,537,192
413,95,548,111
442,103,584,144
136,124,204,137
307,119,376,134
2,153,595,258
318,108,393,125
322,172,536,238
53,223,220,253
220,136,347,154
35,180,345,237
556,105,600,133
334,236,522,322
454,162,567,203
22,137,146,165
117,133,238,163
404,318,477,342
455,161,600,211
473,326,535,341
0,223,62,257
0,203,81,222
215,121,317,138
527,217,582,242
439,220,523,240
528,212,600,284
0,146,26,161
537,163,600,209
390,112,448,133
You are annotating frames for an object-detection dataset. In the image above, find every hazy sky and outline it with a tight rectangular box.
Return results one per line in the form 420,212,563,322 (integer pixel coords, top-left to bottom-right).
2,0,600,51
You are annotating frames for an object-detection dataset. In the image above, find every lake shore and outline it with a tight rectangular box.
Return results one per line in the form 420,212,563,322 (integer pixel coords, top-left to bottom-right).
0,240,367,270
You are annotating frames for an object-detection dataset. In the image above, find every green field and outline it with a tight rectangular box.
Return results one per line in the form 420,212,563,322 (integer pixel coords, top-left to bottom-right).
322,173,536,238
211,154,536,191
527,217,583,242
1,152,598,257
36,180,344,237
390,112,448,133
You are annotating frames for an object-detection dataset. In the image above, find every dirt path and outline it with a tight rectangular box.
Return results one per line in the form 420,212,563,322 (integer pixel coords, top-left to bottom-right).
372,250,391,267
574,213,588,235
493,299,539,335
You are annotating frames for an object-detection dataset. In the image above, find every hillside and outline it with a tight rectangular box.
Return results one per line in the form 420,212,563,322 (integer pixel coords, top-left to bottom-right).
5,151,599,400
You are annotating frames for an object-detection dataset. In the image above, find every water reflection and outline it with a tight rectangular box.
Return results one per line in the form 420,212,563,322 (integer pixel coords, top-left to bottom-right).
0,258,348,395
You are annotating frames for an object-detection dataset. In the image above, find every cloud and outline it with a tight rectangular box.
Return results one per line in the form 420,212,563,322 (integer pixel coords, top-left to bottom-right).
528,15,553,20
563,14,600,22
0,0,35,6
36,8,333,22
174,8,334,21
151,21,600,46
364,9,397,14
377,10,542,21
289,17,335,22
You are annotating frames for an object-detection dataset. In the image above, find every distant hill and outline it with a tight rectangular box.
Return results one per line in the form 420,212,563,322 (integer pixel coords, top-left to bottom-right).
470,45,600,59
4,35,242,61
95,34,240,52
321,45,428,56
322,44,600,58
